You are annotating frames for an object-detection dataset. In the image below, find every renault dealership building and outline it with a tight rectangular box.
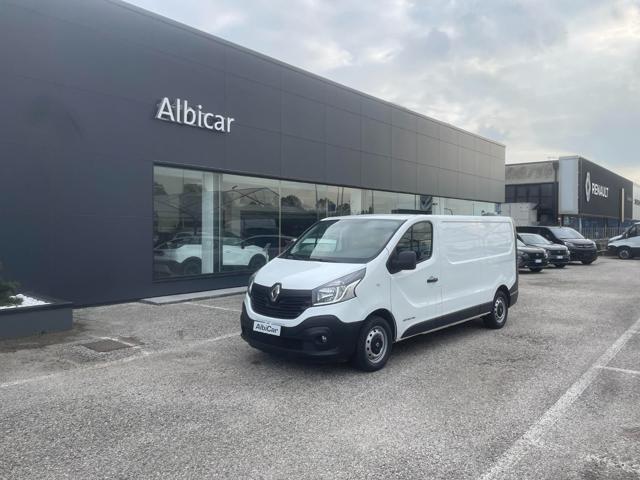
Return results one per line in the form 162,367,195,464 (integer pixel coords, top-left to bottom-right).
1,0,506,305
505,156,637,234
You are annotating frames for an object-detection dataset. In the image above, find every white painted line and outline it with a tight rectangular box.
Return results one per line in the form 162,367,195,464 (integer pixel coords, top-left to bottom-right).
185,302,242,313
597,365,640,377
0,331,240,390
480,316,640,480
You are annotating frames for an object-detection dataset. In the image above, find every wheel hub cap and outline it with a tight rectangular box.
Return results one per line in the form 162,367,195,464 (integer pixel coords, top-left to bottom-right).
365,327,387,363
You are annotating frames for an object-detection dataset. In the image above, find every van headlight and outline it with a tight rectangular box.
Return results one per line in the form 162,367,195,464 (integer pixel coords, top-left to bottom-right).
312,269,365,306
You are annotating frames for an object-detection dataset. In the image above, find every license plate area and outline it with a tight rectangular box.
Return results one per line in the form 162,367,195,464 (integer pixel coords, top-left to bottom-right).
253,321,281,336
535,259,542,263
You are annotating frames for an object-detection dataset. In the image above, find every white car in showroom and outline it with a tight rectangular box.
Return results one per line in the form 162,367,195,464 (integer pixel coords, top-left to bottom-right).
154,234,269,275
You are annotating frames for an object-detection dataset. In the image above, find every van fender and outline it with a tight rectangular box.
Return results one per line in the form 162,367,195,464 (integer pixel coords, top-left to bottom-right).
366,309,397,342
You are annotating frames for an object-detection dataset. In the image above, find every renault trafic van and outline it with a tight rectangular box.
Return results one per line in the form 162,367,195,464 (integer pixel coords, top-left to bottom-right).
608,223,640,259
241,215,518,371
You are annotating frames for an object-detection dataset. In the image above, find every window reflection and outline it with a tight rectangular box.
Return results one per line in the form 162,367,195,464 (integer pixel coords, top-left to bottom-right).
221,175,279,272
153,167,219,279
152,166,494,281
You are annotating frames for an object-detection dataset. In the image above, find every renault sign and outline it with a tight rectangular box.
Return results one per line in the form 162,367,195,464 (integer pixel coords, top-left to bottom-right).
579,158,632,219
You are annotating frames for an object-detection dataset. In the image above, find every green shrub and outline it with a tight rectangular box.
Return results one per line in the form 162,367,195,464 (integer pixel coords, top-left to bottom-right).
0,262,22,307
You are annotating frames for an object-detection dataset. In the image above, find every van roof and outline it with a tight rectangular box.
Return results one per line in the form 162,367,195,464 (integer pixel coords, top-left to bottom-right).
321,214,513,222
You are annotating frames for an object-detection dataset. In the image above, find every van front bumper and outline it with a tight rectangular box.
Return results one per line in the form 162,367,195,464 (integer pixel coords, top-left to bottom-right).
240,304,363,362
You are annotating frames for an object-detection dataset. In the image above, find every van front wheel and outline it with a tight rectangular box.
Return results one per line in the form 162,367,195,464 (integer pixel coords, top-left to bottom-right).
352,316,392,372
483,291,509,329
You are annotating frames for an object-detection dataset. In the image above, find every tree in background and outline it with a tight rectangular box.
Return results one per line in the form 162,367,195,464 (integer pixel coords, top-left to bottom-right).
0,262,22,307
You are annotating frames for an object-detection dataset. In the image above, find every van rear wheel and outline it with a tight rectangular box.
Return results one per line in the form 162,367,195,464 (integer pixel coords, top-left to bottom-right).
352,316,392,372
483,291,509,329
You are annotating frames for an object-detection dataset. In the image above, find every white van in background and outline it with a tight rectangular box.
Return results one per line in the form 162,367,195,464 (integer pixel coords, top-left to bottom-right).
608,223,640,259
241,215,518,371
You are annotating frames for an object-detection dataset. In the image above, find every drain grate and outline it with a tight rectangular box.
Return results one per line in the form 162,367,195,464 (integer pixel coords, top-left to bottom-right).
82,339,131,353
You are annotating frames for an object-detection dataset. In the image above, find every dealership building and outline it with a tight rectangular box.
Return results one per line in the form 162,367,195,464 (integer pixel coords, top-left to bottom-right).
505,156,638,234
1,0,506,305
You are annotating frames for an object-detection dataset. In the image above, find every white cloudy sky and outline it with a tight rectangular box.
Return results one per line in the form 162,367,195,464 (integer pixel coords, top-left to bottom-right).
127,0,640,183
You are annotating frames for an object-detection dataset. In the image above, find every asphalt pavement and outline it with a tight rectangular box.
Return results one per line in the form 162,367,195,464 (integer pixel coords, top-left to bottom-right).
1,257,639,479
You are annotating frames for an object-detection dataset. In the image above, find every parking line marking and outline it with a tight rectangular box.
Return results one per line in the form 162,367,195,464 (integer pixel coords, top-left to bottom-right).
185,302,242,313
480,315,640,480
0,331,240,390
597,365,640,376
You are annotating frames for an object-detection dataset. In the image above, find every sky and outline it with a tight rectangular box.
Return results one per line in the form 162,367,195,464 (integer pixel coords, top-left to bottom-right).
127,0,640,184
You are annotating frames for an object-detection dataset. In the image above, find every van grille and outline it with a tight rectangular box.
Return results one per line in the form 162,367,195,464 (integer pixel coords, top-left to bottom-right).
250,284,312,319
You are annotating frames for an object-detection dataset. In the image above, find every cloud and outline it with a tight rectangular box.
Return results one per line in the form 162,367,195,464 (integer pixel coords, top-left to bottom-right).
126,0,640,183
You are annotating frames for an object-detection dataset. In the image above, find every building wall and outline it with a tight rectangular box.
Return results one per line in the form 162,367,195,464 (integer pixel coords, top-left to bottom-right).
505,161,556,185
634,184,640,221
0,0,505,304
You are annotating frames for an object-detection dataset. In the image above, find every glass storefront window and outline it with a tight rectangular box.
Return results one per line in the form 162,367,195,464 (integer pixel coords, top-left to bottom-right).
325,186,364,217
280,180,326,244
153,165,493,281
221,174,280,271
153,167,220,279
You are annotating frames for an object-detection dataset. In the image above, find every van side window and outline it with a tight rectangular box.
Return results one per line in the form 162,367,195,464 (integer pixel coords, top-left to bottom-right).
396,222,433,262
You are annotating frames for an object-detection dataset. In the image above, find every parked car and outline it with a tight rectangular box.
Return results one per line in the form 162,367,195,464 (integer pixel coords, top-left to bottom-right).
517,233,570,268
154,235,269,275
238,235,296,261
516,239,548,272
241,214,518,371
607,223,640,259
516,226,598,264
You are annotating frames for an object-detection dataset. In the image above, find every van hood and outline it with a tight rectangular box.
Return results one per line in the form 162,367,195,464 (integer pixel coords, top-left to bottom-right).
608,234,622,243
253,258,366,290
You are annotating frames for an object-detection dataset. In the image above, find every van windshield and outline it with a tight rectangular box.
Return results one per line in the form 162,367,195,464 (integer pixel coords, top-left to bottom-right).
282,218,405,263
548,227,584,239
520,233,551,245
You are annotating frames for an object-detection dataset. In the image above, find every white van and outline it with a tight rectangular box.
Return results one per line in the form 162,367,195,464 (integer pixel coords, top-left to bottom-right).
608,223,640,259
241,215,518,371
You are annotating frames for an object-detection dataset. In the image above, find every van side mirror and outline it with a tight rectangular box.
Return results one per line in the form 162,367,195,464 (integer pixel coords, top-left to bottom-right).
388,250,417,273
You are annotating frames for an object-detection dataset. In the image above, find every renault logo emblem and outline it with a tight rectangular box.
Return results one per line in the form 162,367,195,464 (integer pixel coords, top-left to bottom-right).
585,171,591,203
269,283,281,303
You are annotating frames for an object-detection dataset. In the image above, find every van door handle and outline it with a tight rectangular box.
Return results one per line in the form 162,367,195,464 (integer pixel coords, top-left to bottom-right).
427,276,439,283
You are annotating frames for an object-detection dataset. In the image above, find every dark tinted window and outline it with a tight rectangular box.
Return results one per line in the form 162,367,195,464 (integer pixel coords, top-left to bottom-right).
395,221,433,262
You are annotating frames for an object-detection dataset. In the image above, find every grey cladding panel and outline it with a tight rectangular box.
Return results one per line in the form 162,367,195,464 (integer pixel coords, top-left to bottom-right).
226,75,280,132
417,134,440,167
282,68,326,103
325,83,361,114
281,92,325,142
361,152,391,190
417,164,439,196
325,145,361,186
416,117,440,138
361,96,391,124
440,142,460,171
226,47,281,88
391,108,418,132
392,126,417,163
281,135,326,183
362,117,391,156
391,159,418,193
326,106,361,150
225,124,281,177
438,168,458,196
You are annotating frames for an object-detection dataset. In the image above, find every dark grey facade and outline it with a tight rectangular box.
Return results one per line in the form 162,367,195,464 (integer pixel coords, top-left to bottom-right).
0,0,505,305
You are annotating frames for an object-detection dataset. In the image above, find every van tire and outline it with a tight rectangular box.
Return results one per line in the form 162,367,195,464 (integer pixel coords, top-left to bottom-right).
529,267,543,272
581,259,595,265
618,247,633,260
352,316,392,372
483,291,509,329
554,264,566,268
